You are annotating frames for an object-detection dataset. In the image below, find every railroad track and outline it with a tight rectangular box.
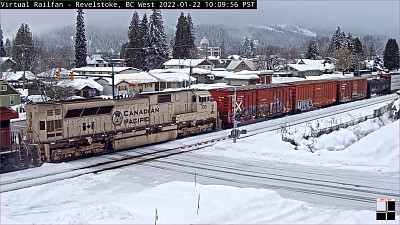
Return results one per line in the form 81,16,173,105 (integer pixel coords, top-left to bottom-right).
1,94,397,194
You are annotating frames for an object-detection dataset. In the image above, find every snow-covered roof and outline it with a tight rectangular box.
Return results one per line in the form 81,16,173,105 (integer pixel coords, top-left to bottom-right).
58,78,103,91
163,59,211,67
2,71,36,81
209,70,233,78
227,55,242,60
151,68,212,75
16,88,28,97
235,70,274,75
223,74,259,80
72,67,137,73
227,59,256,71
36,68,70,78
287,59,334,72
87,54,109,65
114,73,157,85
0,57,16,64
149,71,197,82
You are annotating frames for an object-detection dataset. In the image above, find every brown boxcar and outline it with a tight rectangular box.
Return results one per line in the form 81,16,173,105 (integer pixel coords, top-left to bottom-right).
288,80,338,111
209,84,291,126
337,77,367,103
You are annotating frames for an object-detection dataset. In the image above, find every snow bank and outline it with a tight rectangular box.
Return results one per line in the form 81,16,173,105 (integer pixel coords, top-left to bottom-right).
201,117,399,172
2,178,396,224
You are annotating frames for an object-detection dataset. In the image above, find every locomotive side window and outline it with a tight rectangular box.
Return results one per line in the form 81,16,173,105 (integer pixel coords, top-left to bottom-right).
40,121,45,130
158,94,171,103
192,95,197,102
199,96,210,102
65,109,83,118
46,121,55,132
55,120,62,131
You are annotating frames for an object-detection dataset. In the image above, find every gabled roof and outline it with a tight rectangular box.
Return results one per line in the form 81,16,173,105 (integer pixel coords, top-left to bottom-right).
287,59,334,72
148,70,197,82
163,59,212,67
72,67,137,73
2,71,36,81
57,78,104,91
0,57,16,65
226,59,256,71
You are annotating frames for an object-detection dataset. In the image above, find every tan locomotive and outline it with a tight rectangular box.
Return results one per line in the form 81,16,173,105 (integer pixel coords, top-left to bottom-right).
26,90,220,164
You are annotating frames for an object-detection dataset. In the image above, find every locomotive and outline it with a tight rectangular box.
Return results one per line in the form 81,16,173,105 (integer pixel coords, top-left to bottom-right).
26,90,219,164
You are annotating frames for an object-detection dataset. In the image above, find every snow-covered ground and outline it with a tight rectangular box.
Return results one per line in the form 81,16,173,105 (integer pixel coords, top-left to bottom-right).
1,177,398,224
201,113,399,173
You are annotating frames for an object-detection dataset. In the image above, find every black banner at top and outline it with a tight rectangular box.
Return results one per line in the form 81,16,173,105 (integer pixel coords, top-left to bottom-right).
0,0,257,9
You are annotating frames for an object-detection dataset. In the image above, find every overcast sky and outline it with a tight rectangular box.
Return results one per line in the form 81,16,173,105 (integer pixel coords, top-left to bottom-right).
1,1,399,39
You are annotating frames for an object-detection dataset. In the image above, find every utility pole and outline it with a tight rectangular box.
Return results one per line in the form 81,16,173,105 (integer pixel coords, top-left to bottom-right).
111,59,115,99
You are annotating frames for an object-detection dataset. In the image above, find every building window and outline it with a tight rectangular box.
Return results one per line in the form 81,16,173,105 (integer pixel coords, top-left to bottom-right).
241,63,246,67
10,96,15,105
1,85,7,91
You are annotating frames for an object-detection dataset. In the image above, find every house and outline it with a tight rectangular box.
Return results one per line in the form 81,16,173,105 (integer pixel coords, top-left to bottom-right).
197,37,222,58
222,73,259,86
209,58,232,70
0,57,16,72
226,59,257,72
0,80,21,106
163,59,214,70
149,69,197,91
72,67,140,77
1,71,36,85
86,54,110,67
235,70,273,84
287,59,335,77
57,78,103,98
114,72,157,96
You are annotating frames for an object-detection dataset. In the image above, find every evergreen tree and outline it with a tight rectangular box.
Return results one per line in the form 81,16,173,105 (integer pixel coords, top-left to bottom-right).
241,37,255,58
0,26,6,57
125,12,141,68
305,39,319,59
353,37,363,58
383,38,400,70
347,33,355,54
12,23,35,71
5,38,12,57
120,42,128,60
172,12,186,59
328,26,347,55
148,9,169,70
139,13,150,71
184,13,197,58
75,9,87,68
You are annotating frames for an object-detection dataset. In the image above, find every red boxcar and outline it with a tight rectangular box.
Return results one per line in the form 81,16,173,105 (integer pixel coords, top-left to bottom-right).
288,80,338,111
337,77,367,103
1,107,18,150
209,84,291,126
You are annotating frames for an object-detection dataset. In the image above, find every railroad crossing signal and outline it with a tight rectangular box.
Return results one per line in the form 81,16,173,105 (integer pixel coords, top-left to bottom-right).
56,69,60,80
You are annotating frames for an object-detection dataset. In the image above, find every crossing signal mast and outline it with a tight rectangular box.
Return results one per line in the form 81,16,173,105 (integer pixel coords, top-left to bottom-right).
70,70,74,81
229,86,246,143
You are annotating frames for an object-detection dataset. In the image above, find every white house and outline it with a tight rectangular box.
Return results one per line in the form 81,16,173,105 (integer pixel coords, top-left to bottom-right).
287,59,335,77
87,54,110,67
226,59,257,72
163,59,214,70
72,67,140,77
149,69,197,91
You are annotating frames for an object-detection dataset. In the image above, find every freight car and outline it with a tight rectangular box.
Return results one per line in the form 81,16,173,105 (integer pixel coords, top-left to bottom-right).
336,77,367,103
26,90,219,164
367,79,390,97
378,73,400,93
209,84,292,127
0,107,29,172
